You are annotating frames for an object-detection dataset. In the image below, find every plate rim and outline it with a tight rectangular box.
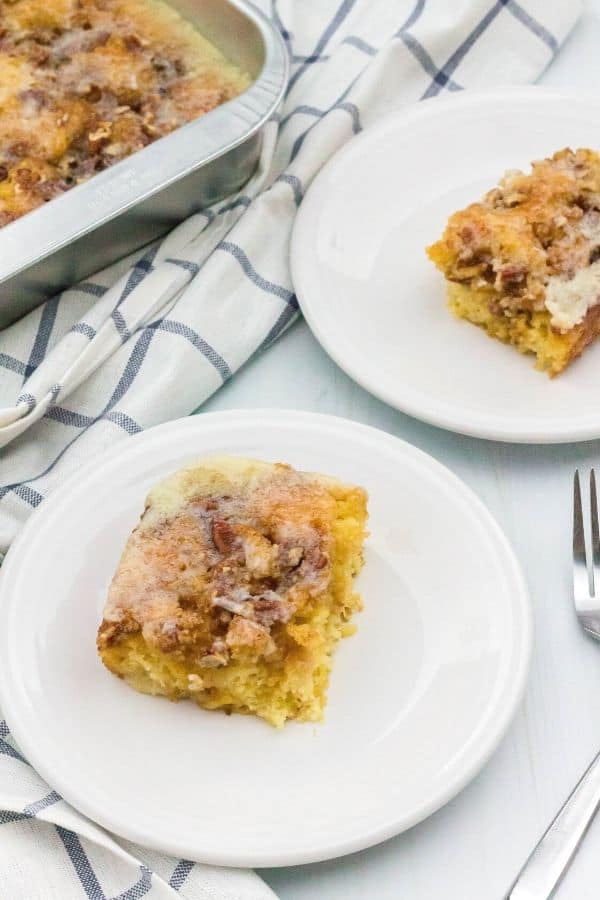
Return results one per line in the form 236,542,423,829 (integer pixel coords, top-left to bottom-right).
0,410,532,866
290,85,600,444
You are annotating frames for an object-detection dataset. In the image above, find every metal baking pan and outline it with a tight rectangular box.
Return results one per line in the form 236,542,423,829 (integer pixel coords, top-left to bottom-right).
0,0,288,328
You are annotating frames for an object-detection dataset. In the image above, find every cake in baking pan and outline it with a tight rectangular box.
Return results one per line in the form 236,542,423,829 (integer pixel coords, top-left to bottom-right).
0,0,250,226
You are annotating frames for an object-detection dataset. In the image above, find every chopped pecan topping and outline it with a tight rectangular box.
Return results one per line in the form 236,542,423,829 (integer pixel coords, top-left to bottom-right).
84,84,103,103
123,33,143,51
499,264,528,285
304,545,328,570
212,518,240,556
177,592,197,610
251,592,293,627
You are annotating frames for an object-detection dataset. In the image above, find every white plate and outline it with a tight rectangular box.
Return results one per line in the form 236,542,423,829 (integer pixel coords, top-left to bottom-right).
0,411,531,867
291,87,600,443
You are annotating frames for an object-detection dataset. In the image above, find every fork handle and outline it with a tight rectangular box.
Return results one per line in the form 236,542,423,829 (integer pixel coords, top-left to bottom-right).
505,749,600,899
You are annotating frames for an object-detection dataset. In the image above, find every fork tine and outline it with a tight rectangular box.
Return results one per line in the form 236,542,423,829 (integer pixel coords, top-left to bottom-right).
573,470,590,607
591,470,600,598
574,470,586,559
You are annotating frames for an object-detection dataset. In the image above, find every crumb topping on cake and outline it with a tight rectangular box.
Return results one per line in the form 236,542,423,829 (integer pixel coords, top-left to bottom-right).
428,148,600,332
99,461,338,666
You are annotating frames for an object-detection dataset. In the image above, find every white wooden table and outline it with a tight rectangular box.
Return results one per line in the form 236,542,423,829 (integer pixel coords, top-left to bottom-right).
204,4,600,896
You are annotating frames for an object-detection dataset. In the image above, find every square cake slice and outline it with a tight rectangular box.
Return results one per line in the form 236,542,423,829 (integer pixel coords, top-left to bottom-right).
427,148,600,375
97,457,368,727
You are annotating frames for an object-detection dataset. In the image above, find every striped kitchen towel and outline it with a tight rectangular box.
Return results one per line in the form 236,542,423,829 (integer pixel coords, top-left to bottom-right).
0,1,582,898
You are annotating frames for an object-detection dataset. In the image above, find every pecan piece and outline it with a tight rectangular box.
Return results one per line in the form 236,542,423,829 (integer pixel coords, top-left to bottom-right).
498,264,528,295
212,518,240,556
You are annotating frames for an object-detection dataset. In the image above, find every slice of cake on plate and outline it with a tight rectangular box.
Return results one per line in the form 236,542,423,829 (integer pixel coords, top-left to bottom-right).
97,456,368,727
427,148,600,375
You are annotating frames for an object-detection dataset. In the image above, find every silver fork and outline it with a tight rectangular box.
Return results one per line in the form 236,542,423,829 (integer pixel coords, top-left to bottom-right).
505,470,600,899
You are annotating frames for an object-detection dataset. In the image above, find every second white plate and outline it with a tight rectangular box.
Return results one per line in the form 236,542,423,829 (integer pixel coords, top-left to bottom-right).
0,411,530,866
291,87,600,443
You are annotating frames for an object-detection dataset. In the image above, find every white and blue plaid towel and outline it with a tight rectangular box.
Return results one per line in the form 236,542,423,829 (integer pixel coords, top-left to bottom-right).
0,1,581,897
